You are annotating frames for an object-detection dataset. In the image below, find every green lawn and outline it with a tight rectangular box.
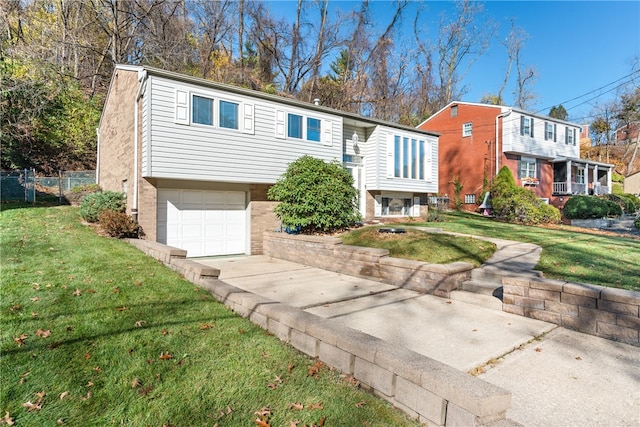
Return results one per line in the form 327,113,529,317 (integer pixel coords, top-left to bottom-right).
0,205,421,426
341,227,496,267
408,212,640,291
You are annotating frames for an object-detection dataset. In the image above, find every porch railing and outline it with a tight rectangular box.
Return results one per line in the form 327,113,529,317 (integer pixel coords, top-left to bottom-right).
553,182,610,195
553,182,567,194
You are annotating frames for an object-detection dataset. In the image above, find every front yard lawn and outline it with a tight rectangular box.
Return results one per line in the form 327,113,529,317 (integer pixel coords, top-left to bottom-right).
410,212,640,291
0,205,421,426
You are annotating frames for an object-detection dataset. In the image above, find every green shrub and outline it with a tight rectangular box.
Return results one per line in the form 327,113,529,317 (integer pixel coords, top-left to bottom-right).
563,195,622,219
79,191,126,222
613,193,640,213
635,216,640,230
490,166,560,225
98,209,143,238
267,155,361,233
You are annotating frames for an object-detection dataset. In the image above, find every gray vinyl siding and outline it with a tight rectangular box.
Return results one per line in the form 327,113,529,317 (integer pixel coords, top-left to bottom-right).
365,126,438,193
502,112,580,159
145,76,342,183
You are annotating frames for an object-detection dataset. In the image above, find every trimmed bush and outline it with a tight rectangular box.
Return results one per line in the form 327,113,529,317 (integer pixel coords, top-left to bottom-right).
79,191,126,222
490,166,560,225
268,155,361,233
608,193,640,214
635,216,640,230
98,210,143,238
563,195,622,219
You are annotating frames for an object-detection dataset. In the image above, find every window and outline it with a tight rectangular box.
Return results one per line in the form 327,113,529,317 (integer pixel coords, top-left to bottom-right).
288,113,303,139
392,134,429,180
462,122,472,137
576,167,585,184
192,95,213,125
219,100,239,129
307,117,321,142
545,122,556,141
465,194,476,204
381,197,412,216
450,105,458,117
519,157,537,179
565,127,576,145
521,116,534,137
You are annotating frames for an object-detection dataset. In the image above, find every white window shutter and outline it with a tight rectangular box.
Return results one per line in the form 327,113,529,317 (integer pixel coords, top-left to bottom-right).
374,195,382,217
425,141,433,181
242,103,254,134
322,119,332,146
413,196,420,217
275,109,286,139
175,89,189,125
386,134,394,178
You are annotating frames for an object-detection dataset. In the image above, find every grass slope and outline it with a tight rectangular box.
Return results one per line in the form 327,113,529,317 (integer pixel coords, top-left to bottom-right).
413,212,640,291
0,206,420,426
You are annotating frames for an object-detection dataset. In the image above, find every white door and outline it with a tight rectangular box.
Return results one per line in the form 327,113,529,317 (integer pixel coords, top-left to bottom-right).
157,189,247,257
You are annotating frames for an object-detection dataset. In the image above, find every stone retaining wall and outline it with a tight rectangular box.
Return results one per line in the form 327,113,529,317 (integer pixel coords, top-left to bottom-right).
126,239,511,426
263,232,473,298
503,276,640,346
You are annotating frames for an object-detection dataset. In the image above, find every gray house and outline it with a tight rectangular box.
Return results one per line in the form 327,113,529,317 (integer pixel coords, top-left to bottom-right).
97,65,439,257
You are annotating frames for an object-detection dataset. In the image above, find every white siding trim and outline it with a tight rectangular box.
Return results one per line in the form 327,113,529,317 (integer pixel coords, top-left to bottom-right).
322,119,332,146
242,103,254,134
413,196,420,217
175,89,189,125
374,195,382,216
275,109,286,139
386,133,394,178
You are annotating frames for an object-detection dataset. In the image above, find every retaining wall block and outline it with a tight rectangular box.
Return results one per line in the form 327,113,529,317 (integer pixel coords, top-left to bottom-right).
267,318,290,342
290,329,318,357
562,314,597,334
503,284,528,297
445,402,507,427
596,322,640,345
563,281,604,298
601,287,640,306
318,341,354,374
395,376,446,426
336,327,384,363
597,299,639,317
528,278,564,292
529,288,560,302
578,306,616,324
544,300,579,317
526,308,561,324
560,293,597,309
353,356,396,397
617,314,640,329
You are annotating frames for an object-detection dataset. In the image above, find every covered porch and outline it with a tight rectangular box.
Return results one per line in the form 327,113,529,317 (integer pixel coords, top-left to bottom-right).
552,158,613,196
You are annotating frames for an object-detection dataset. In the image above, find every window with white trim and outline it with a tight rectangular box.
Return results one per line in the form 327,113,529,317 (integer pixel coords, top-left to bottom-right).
219,100,239,129
576,167,585,184
519,157,537,179
285,113,323,142
307,117,321,142
392,135,429,180
192,95,213,126
565,127,576,145
462,122,472,137
381,196,412,216
464,194,476,204
545,122,556,141
521,116,534,137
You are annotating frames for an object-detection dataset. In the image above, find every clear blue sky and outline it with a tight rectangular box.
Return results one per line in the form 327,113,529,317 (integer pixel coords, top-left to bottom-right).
267,0,640,124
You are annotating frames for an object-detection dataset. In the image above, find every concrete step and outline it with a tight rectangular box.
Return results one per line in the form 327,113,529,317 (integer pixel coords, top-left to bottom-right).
459,279,502,296
449,289,503,310
470,268,507,285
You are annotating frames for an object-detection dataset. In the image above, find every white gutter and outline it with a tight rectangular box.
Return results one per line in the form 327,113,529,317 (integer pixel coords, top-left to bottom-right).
495,109,512,175
133,70,148,221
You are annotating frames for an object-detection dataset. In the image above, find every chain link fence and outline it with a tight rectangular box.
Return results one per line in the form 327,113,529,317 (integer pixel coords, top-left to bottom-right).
1,170,96,203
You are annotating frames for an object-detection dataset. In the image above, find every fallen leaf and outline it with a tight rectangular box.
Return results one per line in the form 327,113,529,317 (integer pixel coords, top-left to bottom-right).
72,289,81,296
31,312,39,317
131,378,141,388
575,356,582,361
19,371,30,385
2,411,14,426
253,417,270,427
159,352,173,360
57,419,64,425
134,320,146,327
355,400,366,408
472,328,478,332
86,382,94,387
288,403,303,410
112,287,119,293
267,383,278,390
59,391,69,400
36,329,52,338
261,351,269,358
307,361,323,379
115,306,126,311
80,391,92,401
134,281,143,286
308,402,323,410
93,366,102,372
317,415,326,426
238,329,245,334
535,347,542,353
13,334,28,347
161,328,169,335
85,353,92,360
446,300,452,304
199,323,214,330
30,297,40,302
289,421,299,427
287,363,295,373
9,304,22,312
138,385,153,396
22,401,42,412
254,407,271,417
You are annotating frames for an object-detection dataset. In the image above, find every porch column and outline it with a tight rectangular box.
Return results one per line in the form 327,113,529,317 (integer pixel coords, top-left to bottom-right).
607,167,612,194
567,160,572,194
593,165,599,195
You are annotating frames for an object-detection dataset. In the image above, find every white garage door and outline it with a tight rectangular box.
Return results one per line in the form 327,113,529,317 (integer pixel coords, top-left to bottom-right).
157,189,247,257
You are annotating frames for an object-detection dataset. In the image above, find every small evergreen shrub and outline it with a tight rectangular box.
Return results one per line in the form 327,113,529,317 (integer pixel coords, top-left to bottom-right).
563,195,622,219
98,210,143,238
490,166,560,225
610,193,640,214
635,216,640,230
79,191,126,222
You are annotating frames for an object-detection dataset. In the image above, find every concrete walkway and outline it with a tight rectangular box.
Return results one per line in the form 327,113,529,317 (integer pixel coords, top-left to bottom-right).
197,235,640,426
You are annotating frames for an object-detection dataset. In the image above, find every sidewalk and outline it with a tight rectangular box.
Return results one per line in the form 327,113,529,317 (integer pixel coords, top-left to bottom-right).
197,246,640,426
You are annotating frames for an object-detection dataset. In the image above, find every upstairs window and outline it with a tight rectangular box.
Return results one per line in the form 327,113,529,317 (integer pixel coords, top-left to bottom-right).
393,135,429,180
288,113,303,139
451,105,458,117
192,95,213,126
545,122,556,141
565,127,576,145
219,100,239,129
520,116,534,137
307,117,321,142
462,122,472,137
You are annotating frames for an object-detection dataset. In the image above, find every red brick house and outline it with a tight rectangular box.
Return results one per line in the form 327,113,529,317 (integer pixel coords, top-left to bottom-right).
418,102,613,210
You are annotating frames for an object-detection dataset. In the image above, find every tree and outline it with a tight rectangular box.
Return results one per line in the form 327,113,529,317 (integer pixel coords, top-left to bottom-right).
549,104,568,121
267,156,360,233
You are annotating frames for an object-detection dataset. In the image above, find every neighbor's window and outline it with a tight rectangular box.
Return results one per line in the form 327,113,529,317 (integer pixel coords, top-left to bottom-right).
192,95,213,126
462,122,472,137
288,113,303,139
519,157,537,178
307,117,321,142
465,194,476,204
219,100,239,129
576,167,585,184
381,196,412,216
451,105,458,117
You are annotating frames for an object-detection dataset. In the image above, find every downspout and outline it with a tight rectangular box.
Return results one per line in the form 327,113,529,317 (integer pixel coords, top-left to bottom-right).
133,70,148,222
495,109,512,175
95,128,100,186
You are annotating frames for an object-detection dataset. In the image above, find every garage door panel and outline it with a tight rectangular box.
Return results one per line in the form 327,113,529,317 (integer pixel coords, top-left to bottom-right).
157,189,246,257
